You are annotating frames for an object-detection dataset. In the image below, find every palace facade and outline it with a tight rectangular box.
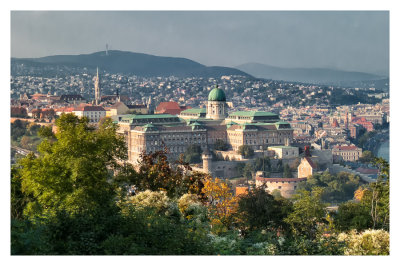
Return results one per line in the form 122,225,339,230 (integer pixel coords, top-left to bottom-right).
117,86,294,164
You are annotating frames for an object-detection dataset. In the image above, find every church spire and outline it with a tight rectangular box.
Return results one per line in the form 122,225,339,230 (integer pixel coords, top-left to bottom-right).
94,67,101,105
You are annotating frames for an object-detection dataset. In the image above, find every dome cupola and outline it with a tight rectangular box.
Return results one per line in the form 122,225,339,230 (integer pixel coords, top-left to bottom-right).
208,85,226,102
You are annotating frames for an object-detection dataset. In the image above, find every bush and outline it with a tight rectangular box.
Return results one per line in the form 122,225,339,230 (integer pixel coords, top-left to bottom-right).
127,190,170,213
338,229,389,255
178,193,200,216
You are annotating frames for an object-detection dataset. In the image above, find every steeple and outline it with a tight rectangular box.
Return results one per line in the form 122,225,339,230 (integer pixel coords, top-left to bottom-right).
94,67,101,105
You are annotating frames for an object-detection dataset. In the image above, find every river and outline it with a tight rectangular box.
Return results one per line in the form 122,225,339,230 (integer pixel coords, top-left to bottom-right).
377,140,390,162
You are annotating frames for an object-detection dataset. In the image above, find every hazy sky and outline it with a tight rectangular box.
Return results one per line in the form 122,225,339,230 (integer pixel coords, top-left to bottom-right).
11,11,389,75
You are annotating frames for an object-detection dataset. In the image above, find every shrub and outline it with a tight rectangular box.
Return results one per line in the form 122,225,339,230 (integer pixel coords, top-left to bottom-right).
338,229,389,255
127,190,170,213
178,193,200,215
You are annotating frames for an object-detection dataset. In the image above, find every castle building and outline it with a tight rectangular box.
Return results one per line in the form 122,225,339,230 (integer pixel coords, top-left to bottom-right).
118,86,294,165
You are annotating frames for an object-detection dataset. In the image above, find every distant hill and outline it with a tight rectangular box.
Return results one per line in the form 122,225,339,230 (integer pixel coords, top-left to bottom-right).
11,50,252,78
236,62,386,86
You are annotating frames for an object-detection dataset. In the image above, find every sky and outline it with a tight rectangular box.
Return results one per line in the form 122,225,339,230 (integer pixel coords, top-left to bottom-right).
11,11,389,76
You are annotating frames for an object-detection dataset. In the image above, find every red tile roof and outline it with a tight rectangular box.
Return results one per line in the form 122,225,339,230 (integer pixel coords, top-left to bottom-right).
111,102,127,108
256,177,307,182
74,105,105,112
333,145,360,151
155,102,182,115
356,168,379,175
303,157,317,169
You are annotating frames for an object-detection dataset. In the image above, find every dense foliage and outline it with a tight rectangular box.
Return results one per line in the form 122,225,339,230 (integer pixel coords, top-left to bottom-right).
214,139,229,151
183,144,202,164
11,120,44,150
297,171,363,203
237,145,254,158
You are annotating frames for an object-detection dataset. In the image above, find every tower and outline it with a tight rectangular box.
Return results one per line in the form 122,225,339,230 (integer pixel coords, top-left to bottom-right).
344,111,349,129
206,85,227,120
202,149,213,174
94,67,101,105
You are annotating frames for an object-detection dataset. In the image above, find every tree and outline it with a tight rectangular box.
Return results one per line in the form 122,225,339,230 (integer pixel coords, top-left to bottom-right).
334,201,372,231
214,139,228,151
296,171,362,203
178,193,202,218
254,156,271,172
237,185,292,232
284,188,327,238
183,144,202,163
237,145,254,158
202,177,239,232
338,229,389,255
235,162,246,177
283,164,292,178
359,150,374,163
17,113,127,218
11,107,28,118
290,158,301,170
20,136,33,150
242,162,254,180
126,190,171,213
38,126,55,139
11,120,28,141
362,158,389,230
11,166,33,220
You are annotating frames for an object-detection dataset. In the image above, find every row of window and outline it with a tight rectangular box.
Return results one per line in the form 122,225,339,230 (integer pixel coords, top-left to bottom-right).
146,138,206,146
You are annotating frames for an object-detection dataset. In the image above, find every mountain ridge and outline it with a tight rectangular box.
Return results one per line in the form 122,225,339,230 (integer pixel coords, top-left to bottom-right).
235,62,386,85
11,50,253,78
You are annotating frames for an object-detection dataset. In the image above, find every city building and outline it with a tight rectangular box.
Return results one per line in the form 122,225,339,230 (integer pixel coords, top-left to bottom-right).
297,157,317,178
332,144,362,162
72,105,106,123
267,145,299,159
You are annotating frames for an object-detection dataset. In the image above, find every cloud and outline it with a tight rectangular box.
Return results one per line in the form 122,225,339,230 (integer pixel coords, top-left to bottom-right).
11,11,389,75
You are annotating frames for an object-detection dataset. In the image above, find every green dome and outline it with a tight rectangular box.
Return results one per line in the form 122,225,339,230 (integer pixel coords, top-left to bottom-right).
208,86,226,101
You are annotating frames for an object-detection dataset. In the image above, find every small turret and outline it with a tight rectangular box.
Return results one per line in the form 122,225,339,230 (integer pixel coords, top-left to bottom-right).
202,148,213,174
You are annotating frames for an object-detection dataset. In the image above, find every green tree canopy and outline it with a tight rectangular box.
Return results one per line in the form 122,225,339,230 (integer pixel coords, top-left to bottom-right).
214,139,229,151
283,164,292,178
237,185,292,232
15,113,127,218
237,145,254,158
359,150,375,163
284,188,327,238
183,144,202,164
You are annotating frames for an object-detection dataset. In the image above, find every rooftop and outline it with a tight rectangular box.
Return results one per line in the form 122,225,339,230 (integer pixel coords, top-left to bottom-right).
180,108,206,114
208,86,226,102
333,145,361,151
228,111,278,118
